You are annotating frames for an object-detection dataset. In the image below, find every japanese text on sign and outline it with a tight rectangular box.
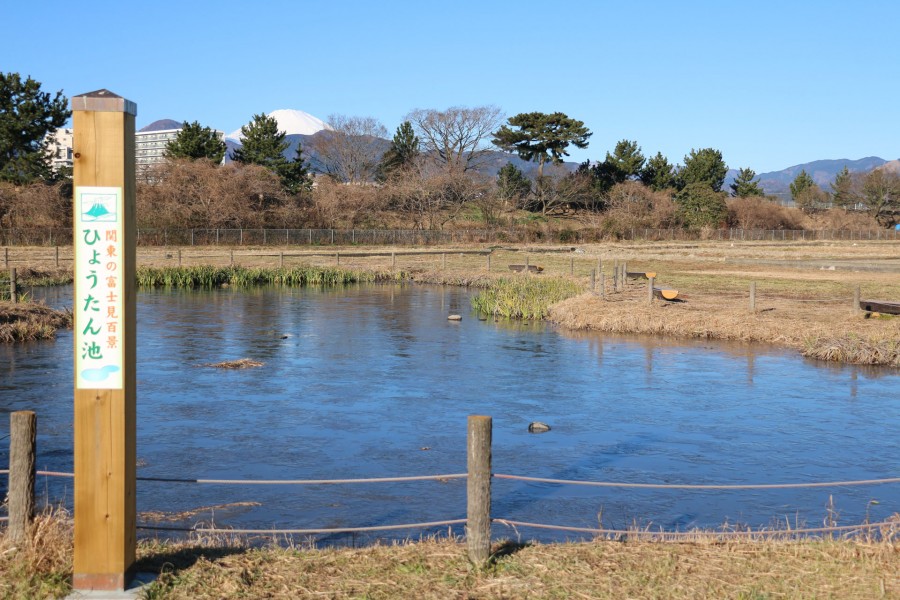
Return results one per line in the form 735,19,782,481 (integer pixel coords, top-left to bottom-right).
75,187,124,389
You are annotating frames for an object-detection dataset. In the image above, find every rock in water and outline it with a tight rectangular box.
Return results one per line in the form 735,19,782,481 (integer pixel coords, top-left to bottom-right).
447,314,462,321
528,421,551,433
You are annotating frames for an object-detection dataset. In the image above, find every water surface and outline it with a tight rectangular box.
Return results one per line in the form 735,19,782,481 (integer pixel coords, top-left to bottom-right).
1,284,898,543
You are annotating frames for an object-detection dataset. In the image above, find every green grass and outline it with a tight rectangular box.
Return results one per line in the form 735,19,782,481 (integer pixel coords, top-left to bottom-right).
471,276,584,319
135,265,402,289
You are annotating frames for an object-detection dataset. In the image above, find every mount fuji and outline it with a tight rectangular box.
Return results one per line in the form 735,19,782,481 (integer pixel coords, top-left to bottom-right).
226,109,331,140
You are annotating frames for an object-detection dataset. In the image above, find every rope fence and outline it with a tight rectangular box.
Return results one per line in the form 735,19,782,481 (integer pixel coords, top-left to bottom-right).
7,469,899,490
3,413,898,560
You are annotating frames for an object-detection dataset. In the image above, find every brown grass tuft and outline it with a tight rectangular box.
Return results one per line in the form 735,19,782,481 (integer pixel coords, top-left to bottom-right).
200,358,264,369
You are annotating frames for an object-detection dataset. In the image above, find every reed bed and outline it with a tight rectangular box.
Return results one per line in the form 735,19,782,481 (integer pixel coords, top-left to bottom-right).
135,265,396,289
471,276,584,319
0,300,72,342
803,333,900,366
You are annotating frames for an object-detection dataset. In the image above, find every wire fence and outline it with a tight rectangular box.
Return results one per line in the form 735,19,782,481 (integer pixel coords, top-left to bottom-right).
1,226,898,247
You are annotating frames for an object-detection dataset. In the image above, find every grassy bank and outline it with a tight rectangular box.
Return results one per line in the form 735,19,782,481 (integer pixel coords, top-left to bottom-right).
548,285,900,368
1,514,897,599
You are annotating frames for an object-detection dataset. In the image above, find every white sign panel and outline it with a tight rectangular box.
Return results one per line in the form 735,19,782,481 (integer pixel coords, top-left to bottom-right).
74,186,124,389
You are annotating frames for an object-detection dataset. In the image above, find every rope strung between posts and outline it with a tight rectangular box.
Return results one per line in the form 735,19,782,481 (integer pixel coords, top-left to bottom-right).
493,473,900,489
136,473,467,485
36,470,73,478
4,470,900,490
137,518,467,535
493,519,898,537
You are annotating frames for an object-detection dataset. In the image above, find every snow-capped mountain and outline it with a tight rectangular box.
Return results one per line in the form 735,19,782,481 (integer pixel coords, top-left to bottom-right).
226,109,331,140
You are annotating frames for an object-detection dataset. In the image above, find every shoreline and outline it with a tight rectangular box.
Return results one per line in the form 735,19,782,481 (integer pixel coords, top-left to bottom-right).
3,242,898,368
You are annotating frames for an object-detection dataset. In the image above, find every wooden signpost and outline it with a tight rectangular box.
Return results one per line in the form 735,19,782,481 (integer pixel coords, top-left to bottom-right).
71,90,137,591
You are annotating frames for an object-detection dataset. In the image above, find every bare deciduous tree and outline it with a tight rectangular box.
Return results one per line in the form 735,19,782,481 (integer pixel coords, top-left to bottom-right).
310,115,388,183
405,106,503,175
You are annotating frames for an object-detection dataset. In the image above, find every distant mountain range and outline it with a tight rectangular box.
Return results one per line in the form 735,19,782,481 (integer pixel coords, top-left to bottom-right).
140,111,898,192
726,157,898,197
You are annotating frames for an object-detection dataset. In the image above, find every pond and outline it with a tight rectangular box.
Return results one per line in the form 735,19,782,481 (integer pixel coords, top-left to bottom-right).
1,283,898,544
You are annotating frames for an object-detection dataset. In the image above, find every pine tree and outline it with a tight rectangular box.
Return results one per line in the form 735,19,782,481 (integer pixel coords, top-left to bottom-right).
789,169,815,202
830,166,855,209
231,114,308,193
492,112,591,179
640,152,677,191
0,72,70,184
165,121,226,163
603,139,645,183
676,183,728,228
679,148,728,192
730,167,764,197
378,121,419,179
496,162,532,209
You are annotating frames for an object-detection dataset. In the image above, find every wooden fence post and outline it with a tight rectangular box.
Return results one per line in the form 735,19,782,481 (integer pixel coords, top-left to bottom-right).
467,415,492,565
280,252,284,268
750,281,757,312
9,267,16,304
570,256,574,276
622,261,628,286
4,247,8,268
600,273,605,298
8,410,36,546
648,276,655,304
590,269,595,291
486,252,491,272
442,253,446,270
55,246,60,267
391,252,396,269
230,249,234,266
71,88,138,591
853,285,860,312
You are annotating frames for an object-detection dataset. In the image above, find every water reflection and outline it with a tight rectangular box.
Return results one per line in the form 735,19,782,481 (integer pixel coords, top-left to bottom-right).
1,283,898,543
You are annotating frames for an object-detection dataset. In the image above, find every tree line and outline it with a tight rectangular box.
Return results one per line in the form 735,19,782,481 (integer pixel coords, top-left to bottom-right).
1,72,896,235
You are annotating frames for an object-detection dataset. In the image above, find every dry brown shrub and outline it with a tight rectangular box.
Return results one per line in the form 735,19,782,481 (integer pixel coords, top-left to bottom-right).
309,177,387,228
597,181,676,236
810,208,883,230
0,181,71,228
137,160,289,229
727,196,804,230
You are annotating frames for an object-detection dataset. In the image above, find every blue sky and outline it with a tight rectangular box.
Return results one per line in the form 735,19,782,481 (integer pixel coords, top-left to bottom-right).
6,0,899,173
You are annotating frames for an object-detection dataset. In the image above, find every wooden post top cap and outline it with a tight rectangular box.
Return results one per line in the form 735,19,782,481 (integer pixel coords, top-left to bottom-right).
71,89,137,116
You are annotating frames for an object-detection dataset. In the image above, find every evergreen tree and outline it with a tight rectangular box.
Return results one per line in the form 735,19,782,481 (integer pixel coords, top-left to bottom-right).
678,148,728,192
730,167,764,197
0,72,70,184
603,139,645,183
830,166,855,209
231,114,308,193
496,162,532,208
789,169,815,202
640,152,677,191
165,121,227,163
675,183,728,228
280,143,311,194
378,121,419,179
492,112,591,179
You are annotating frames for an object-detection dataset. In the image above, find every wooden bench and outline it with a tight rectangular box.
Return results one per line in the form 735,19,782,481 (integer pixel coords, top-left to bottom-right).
653,287,679,301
